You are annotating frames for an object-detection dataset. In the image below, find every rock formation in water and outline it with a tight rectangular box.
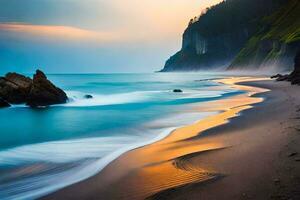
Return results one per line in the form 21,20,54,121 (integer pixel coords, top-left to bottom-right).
0,70,68,107
173,89,183,93
0,72,32,104
26,70,68,107
0,98,10,108
84,94,93,99
161,0,300,72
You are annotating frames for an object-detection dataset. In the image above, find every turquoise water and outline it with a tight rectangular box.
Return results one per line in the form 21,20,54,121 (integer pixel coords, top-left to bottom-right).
0,73,243,199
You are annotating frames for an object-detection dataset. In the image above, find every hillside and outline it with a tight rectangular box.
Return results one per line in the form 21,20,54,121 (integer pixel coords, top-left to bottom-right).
161,0,300,72
229,0,300,70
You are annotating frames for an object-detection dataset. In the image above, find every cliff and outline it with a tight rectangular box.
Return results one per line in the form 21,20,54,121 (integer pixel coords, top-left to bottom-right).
161,0,300,72
229,0,300,71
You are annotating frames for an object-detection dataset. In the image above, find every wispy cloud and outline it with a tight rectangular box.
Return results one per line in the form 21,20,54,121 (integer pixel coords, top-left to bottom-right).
0,23,119,42
0,0,223,73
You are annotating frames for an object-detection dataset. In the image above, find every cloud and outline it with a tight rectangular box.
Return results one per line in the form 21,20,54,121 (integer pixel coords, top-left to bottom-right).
0,23,119,42
0,0,224,73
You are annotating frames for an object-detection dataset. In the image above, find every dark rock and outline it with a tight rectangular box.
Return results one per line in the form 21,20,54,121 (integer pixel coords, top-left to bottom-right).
291,77,300,85
288,50,300,85
0,70,68,107
0,73,32,104
276,74,289,81
26,70,68,107
271,74,282,79
270,50,300,84
273,178,280,184
173,89,183,93
288,152,298,157
0,98,10,108
84,94,93,99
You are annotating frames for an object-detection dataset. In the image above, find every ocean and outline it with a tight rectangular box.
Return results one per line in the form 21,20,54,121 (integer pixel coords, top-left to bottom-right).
0,73,244,200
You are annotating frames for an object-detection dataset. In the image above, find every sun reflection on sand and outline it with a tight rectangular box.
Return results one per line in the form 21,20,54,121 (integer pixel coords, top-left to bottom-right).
87,77,270,200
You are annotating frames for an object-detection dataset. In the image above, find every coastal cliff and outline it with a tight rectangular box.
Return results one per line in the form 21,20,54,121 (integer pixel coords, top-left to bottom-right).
161,0,300,72
229,0,300,70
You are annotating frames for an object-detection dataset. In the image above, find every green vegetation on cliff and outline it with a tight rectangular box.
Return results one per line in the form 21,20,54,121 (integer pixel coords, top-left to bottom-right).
189,0,283,37
162,0,300,72
229,0,300,69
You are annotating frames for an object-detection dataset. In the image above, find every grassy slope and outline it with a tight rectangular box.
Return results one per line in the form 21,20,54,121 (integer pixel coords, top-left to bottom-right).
230,0,300,69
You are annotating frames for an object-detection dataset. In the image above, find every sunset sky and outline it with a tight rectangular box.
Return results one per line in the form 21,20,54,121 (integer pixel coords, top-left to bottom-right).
0,0,222,73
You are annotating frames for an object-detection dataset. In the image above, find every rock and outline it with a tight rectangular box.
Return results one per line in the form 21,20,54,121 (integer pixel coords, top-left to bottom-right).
276,74,289,81
0,70,68,107
291,77,300,85
173,89,183,93
288,152,298,157
26,70,68,107
0,73,32,104
84,94,93,99
271,50,300,85
271,74,282,79
273,178,280,184
0,98,10,108
287,50,300,84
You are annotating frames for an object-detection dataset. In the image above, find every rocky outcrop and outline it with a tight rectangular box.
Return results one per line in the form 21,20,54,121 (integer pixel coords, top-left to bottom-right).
84,94,93,99
161,28,252,72
173,89,183,93
271,50,300,84
287,50,300,84
161,0,299,72
271,74,289,81
0,70,68,107
0,73,32,104
0,98,10,108
26,70,68,107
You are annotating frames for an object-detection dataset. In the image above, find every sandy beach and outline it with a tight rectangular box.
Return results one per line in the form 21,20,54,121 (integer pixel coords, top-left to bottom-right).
42,77,300,200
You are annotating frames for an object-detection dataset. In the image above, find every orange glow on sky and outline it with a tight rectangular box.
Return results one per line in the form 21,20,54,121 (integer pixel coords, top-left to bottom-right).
0,0,224,72
0,23,118,42
0,0,223,42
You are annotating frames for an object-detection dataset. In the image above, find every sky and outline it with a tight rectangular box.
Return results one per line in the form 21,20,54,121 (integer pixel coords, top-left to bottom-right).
0,0,222,73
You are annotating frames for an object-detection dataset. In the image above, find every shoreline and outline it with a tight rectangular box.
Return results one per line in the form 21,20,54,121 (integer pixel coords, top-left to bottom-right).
40,76,294,200
0,76,262,200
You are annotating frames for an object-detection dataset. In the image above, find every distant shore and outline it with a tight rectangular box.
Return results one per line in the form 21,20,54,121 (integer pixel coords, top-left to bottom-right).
42,77,300,200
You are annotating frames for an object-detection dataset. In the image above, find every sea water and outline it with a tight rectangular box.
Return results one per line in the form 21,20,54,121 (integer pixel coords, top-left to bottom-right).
0,73,243,199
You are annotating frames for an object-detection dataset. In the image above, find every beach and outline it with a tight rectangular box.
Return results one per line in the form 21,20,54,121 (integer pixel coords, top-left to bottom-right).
0,0,299,199
0,73,246,199
41,77,300,200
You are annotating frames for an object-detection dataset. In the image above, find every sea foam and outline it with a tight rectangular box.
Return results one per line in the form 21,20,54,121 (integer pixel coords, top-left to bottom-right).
0,127,176,200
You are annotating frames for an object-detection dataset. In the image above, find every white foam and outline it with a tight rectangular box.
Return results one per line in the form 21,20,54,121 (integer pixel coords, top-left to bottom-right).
62,90,159,107
0,127,176,200
7,86,236,109
62,88,236,107
0,137,140,165
0,78,238,199
177,89,236,99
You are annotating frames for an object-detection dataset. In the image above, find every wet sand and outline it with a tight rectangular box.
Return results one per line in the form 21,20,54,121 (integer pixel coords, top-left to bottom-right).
42,77,300,200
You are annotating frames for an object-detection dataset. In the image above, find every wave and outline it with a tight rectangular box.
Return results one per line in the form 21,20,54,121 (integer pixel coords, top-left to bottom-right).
87,81,173,86
64,91,151,107
0,136,142,165
0,110,219,200
0,127,176,200
8,87,238,109
0,74,243,200
62,88,239,108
